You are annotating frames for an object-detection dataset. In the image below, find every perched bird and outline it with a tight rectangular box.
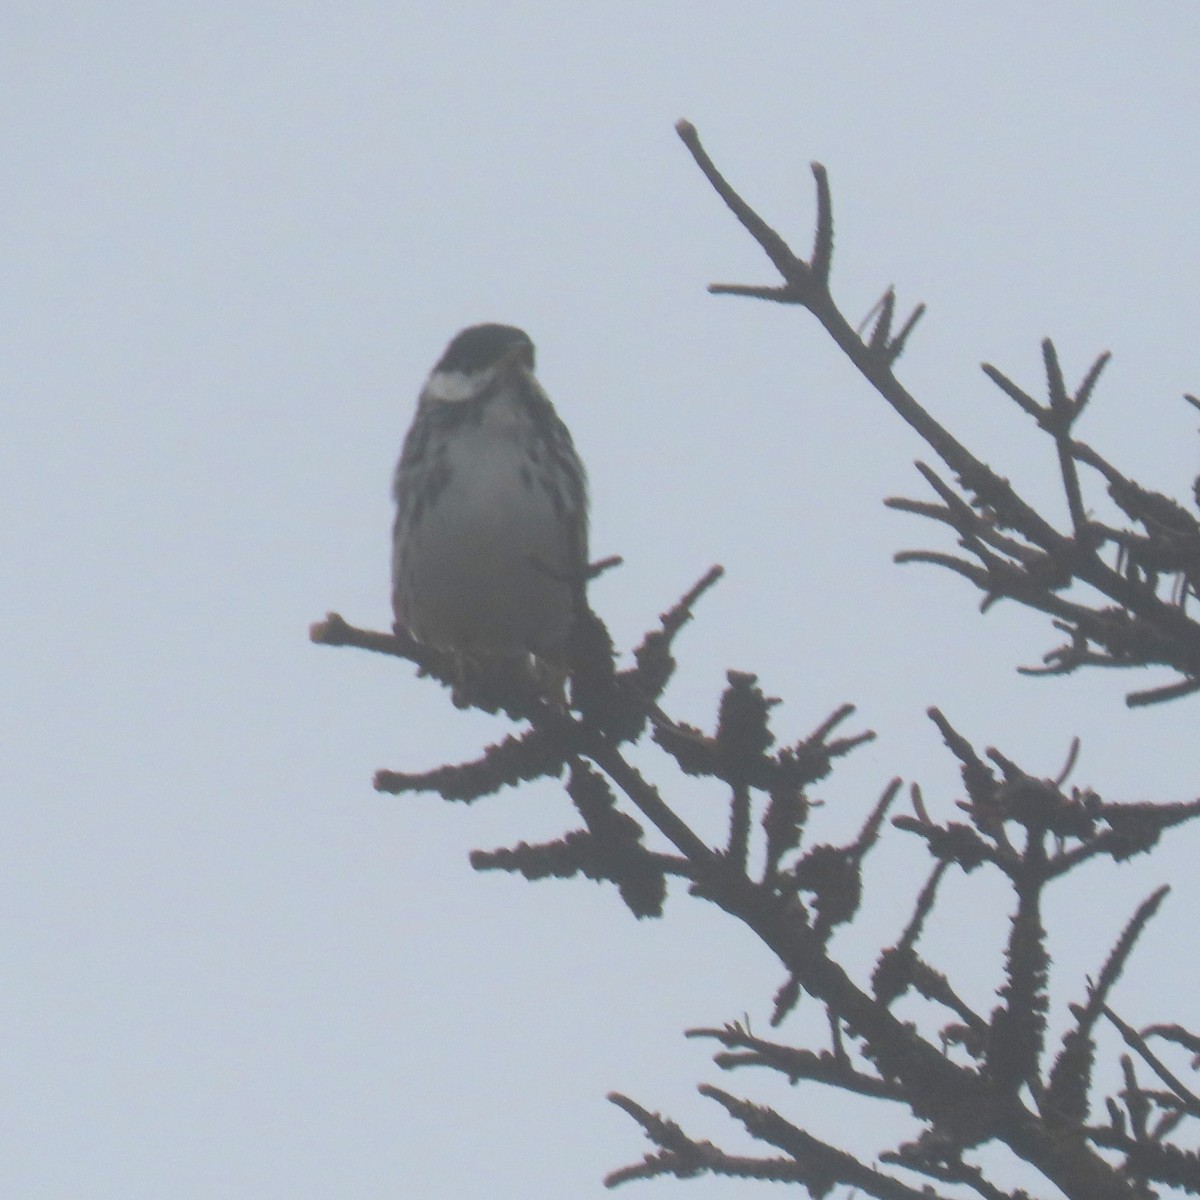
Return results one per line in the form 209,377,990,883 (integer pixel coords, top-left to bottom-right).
391,324,589,693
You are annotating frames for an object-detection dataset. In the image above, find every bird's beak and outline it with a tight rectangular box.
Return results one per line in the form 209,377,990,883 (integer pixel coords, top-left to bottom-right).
495,342,534,379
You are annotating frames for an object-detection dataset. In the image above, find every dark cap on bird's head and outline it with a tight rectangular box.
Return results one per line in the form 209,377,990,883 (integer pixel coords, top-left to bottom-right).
435,324,535,375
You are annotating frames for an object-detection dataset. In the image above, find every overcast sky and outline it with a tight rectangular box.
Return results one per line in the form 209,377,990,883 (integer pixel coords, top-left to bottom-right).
6,5,1200,1198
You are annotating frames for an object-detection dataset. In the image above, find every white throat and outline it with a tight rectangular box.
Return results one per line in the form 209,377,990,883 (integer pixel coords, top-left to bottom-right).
421,367,493,404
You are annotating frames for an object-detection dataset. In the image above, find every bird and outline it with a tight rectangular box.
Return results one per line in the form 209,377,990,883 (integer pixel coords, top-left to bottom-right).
391,323,589,697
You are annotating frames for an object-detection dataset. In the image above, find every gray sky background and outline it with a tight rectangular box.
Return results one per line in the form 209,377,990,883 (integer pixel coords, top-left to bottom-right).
5,5,1200,1197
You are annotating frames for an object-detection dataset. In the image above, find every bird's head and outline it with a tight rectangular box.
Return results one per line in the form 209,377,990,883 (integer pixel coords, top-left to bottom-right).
421,324,536,405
